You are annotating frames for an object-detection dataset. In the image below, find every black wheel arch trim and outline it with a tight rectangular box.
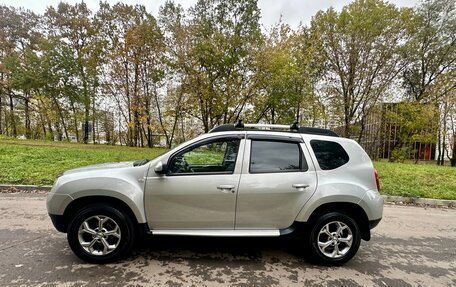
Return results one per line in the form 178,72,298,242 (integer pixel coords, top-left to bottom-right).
49,213,66,233
298,202,374,241
59,196,140,234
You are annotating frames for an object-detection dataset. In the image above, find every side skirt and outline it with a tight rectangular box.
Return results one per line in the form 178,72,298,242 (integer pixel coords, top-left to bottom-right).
149,229,281,237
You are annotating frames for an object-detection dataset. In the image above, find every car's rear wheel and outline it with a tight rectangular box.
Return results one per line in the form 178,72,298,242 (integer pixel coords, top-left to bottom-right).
306,212,361,265
67,204,136,264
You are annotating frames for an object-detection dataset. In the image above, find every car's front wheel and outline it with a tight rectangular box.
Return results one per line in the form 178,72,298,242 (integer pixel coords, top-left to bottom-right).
67,204,136,264
306,212,361,265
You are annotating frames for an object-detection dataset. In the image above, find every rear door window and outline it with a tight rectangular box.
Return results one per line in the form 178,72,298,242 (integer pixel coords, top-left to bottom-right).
249,140,307,173
310,140,349,170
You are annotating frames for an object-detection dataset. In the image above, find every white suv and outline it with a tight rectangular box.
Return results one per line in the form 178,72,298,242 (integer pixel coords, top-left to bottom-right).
47,122,383,265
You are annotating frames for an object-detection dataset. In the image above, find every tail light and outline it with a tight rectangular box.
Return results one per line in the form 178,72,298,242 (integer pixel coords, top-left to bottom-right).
374,169,380,192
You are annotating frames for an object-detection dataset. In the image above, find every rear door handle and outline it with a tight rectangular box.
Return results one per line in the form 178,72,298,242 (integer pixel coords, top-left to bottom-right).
292,183,310,190
217,185,235,193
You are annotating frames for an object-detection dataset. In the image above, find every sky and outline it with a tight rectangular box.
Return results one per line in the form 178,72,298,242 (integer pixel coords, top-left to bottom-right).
1,0,420,29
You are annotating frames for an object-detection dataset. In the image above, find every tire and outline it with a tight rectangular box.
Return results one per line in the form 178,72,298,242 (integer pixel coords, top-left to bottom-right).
305,212,361,266
67,203,136,264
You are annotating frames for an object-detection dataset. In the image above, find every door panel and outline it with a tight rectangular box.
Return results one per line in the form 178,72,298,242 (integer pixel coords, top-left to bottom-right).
145,136,245,229
235,139,317,229
145,174,240,229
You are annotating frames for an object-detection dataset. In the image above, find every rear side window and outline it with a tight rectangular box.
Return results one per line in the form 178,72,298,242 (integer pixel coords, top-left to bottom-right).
250,140,308,173
310,140,349,170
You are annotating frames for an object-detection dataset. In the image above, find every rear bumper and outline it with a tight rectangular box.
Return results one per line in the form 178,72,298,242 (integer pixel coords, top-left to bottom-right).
359,190,384,221
49,214,66,233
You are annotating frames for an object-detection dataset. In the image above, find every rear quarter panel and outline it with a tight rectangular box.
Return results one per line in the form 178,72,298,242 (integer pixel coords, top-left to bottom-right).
296,135,381,222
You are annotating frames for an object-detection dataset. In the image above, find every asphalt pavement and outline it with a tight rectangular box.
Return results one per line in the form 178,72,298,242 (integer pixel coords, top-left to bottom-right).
0,193,455,287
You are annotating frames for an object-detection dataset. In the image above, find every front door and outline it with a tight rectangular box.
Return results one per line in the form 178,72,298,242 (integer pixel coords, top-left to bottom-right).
235,136,317,229
145,135,244,229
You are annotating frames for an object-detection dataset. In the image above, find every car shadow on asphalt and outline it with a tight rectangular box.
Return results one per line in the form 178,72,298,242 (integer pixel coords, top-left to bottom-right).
131,234,309,263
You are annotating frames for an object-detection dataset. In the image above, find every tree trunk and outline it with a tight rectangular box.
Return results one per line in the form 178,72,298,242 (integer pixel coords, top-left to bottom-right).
296,102,300,124
145,98,152,148
167,85,185,149
47,120,53,139
53,97,69,141
0,94,3,135
153,86,169,147
24,93,31,139
440,101,448,165
92,94,96,144
38,109,46,140
70,100,79,142
123,60,133,147
83,102,90,144
9,93,17,137
450,138,456,167
437,127,443,165
133,62,140,147
344,114,350,138
357,115,366,144
0,73,3,134
180,115,185,144
271,108,275,124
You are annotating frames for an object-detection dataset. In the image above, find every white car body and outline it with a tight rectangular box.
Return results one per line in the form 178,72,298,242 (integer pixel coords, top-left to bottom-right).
47,124,383,264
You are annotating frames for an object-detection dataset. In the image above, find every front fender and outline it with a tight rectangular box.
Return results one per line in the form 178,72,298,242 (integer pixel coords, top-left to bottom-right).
48,175,146,224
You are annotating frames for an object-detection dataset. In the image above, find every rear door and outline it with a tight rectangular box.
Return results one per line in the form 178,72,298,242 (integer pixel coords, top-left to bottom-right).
235,134,317,229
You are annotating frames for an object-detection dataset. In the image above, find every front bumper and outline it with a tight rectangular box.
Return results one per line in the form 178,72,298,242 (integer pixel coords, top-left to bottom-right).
46,191,73,216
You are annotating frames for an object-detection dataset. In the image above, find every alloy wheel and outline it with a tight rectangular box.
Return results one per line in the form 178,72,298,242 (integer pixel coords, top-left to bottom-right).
78,215,121,256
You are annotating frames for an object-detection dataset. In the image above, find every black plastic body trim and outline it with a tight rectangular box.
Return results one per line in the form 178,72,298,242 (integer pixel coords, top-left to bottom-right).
369,218,382,229
279,225,296,236
49,214,66,233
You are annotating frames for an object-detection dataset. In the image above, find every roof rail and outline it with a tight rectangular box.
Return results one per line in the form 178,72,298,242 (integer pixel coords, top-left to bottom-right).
209,121,339,137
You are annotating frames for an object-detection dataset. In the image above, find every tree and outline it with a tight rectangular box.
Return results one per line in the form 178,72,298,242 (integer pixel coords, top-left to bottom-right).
158,1,188,148
98,2,165,147
252,23,325,125
434,71,456,166
311,0,412,138
183,0,263,132
45,2,100,143
401,0,455,103
0,6,40,138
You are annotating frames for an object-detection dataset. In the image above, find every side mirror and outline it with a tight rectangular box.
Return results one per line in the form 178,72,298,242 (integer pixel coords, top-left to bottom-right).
154,161,166,174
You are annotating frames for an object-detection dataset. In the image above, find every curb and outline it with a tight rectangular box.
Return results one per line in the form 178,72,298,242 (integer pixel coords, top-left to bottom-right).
0,184,455,208
382,195,456,208
0,184,52,192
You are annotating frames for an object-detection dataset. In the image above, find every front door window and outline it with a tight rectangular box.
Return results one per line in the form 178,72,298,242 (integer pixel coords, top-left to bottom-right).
169,138,241,174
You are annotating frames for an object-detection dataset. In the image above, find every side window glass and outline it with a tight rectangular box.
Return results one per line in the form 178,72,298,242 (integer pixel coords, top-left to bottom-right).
169,138,240,174
250,140,307,173
310,140,349,170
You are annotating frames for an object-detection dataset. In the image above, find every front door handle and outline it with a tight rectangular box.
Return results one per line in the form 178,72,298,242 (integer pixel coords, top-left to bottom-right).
217,185,235,193
292,183,310,191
